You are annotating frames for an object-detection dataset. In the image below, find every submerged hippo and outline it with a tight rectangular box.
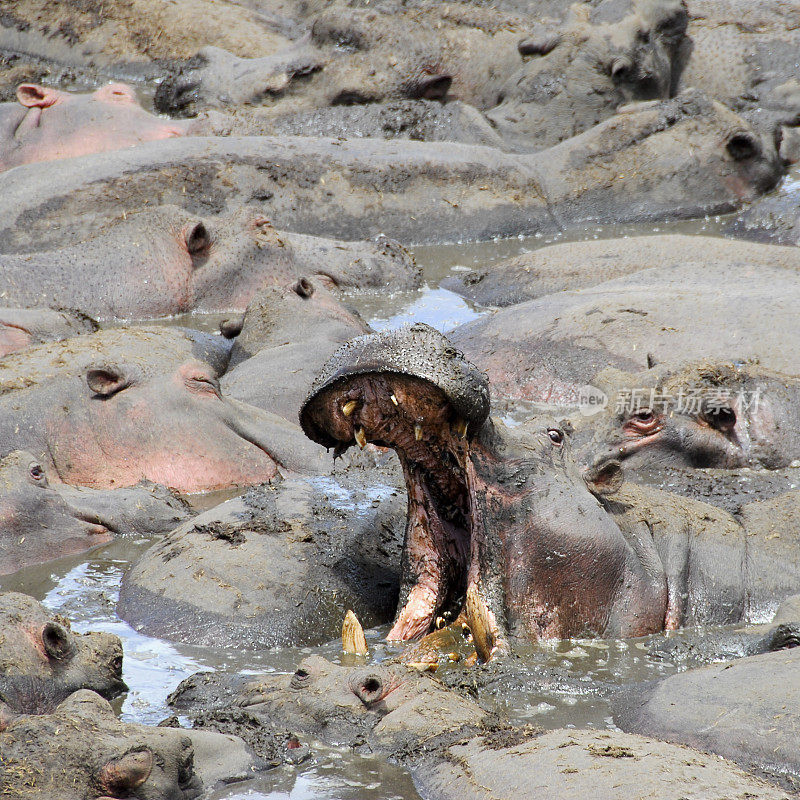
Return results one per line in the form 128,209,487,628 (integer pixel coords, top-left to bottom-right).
0,592,125,713
0,90,781,247
449,260,800,405
0,450,191,575
441,233,800,309
0,205,418,319
222,276,371,422
169,655,787,800
487,0,688,152
0,83,188,171
300,325,800,647
614,647,800,793
583,360,800,472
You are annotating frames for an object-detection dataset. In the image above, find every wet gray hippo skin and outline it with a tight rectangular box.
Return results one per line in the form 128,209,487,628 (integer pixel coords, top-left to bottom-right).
449,261,800,406
582,360,800,473
0,205,417,319
118,471,405,648
222,277,372,423
156,0,524,117
0,91,781,248
0,592,125,714
727,190,800,247
300,325,800,646
0,307,97,357
442,234,800,308
487,0,688,152
169,656,789,800
0,83,188,171
0,450,191,575
0,690,204,799
614,647,800,793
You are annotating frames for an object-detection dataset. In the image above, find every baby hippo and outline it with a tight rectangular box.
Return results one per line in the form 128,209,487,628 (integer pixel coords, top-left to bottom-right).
0,592,126,714
0,82,188,172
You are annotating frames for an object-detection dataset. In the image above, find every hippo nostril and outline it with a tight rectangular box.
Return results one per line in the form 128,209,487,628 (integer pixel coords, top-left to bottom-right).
585,459,624,497
185,222,209,257
408,73,452,101
42,622,74,661
294,278,315,298
290,668,311,689
351,674,384,706
727,133,760,161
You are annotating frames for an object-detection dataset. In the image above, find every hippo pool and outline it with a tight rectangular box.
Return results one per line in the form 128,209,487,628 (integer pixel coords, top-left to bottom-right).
3,162,798,798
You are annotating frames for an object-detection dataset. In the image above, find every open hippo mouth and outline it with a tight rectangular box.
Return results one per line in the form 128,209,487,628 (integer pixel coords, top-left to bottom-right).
301,323,492,642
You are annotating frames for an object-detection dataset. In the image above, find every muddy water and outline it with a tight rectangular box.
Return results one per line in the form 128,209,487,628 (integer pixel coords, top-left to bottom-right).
3,165,799,798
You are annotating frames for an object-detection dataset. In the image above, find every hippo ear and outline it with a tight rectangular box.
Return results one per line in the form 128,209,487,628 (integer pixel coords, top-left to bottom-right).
584,460,624,497
42,622,74,661
184,222,210,259
16,84,59,109
97,750,153,796
86,365,131,397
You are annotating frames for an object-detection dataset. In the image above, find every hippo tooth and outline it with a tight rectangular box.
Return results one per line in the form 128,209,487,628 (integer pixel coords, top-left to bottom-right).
415,423,423,441
342,400,359,417
355,427,367,449
466,587,496,664
342,609,369,656
456,419,468,439
390,394,399,406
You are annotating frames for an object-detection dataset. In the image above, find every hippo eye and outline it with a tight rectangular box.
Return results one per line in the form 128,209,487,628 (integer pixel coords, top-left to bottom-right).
547,428,564,446
624,410,663,436
28,463,46,483
727,132,760,161
187,375,220,396
701,406,737,432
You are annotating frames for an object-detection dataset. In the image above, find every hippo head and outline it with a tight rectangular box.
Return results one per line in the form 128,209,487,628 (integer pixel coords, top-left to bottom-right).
301,325,665,646
0,451,115,575
0,689,202,799
0,82,189,172
231,654,485,754
44,358,286,491
0,592,126,713
584,361,800,472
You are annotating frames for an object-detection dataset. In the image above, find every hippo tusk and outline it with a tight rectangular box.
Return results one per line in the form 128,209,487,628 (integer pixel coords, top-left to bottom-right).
342,400,359,417
355,427,367,449
414,423,423,441
390,394,399,406
342,610,369,655
465,587,496,664
455,418,468,439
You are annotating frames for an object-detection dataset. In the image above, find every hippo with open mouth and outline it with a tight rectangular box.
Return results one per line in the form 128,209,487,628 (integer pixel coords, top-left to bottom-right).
300,324,800,649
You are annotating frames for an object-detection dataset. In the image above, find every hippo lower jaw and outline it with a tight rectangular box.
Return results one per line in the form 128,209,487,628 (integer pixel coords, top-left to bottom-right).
302,370,501,646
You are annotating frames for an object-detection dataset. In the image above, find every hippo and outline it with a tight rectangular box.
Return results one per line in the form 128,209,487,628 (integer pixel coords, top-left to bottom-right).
156,1,524,117
0,325,233,393
441,233,800,309
614,647,800,793
486,0,688,152
726,189,800,247
582,360,800,473
300,325,800,646
0,82,189,171
0,306,97,357
0,205,418,319
0,352,324,491
0,450,192,575
0,592,125,713
222,276,371,422
448,261,800,406
118,470,405,648
0,90,781,248
168,656,788,800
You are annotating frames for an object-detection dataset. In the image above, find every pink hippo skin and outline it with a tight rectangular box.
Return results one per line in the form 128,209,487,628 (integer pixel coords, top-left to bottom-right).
0,82,188,171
